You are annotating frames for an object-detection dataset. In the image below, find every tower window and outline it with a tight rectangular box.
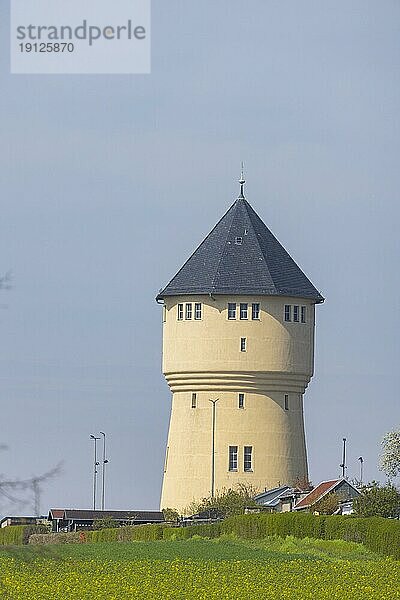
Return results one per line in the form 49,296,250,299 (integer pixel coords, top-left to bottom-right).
284,394,289,411
235,237,243,245
228,303,237,320
240,303,248,320
191,393,197,409
240,337,247,352
251,303,260,320
293,305,299,323
194,303,202,320
244,446,253,471
163,306,167,323
229,446,238,471
238,393,245,409
284,305,291,322
301,306,306,323
177,304,184,321
185,303,192,320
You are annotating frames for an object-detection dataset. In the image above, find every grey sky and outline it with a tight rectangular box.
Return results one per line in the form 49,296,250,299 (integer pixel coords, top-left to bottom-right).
0,1,399,514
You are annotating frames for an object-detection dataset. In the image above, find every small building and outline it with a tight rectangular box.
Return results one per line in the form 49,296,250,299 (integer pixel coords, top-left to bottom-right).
48,509,165,532
254,485,311,512
293,479,360,514
0,516,48,528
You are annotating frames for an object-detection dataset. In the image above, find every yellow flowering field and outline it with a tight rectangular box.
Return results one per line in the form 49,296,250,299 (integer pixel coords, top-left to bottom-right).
0,557,399,599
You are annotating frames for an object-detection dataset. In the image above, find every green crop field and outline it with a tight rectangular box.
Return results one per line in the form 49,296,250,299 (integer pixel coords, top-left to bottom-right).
0,536,399,599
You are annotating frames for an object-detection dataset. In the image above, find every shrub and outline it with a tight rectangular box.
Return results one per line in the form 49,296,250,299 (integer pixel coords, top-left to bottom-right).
313,492,341,515
189,484,259,518
162,508,179,523
92,517,120,530
353,482,400,518
29,532,82,545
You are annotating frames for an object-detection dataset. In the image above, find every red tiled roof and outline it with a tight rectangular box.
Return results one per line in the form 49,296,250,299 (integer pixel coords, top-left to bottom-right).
294,480,341,509
49,509,64,519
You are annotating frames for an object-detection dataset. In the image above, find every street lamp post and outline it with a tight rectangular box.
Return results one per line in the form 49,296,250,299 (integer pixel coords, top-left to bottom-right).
209,399,219,498
358,456,364,485
100,431,109,511
340,437,347,479
90,435,100,510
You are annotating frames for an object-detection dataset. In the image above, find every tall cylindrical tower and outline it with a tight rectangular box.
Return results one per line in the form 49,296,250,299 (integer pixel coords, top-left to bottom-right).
157,176,324,512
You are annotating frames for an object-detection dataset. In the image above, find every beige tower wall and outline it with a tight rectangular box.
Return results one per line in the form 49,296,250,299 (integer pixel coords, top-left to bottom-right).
160,295,316,512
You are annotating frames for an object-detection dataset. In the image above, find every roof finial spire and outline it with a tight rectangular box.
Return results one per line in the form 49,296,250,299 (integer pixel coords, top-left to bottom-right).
238,162,245,199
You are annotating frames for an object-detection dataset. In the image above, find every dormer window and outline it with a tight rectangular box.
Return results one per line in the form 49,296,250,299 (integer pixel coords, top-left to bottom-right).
235,237,243,245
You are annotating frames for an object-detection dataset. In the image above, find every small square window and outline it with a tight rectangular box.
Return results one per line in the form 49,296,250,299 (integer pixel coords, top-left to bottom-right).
284,394,289,411
238,393,245,409
235,237,243,245
240,337,247,352
240,303,248,320
244,446,253,472
191,393,197,409
194,303,202,320
293,306,299,323
301,306,306,323
229,446,238,471
228,303,236,320
185,303,192,320
177,304,184,321
284,305,291,322
251,303,260,320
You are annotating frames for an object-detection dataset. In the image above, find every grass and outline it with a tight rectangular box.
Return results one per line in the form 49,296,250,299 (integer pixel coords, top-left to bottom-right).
0,536,398,599
0,534,381,562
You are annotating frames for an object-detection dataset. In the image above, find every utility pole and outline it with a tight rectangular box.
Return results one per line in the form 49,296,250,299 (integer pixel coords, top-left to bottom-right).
32,478,40,517
90,435,100,510
100,432,109,511
340,437,347,478
209,399,219,498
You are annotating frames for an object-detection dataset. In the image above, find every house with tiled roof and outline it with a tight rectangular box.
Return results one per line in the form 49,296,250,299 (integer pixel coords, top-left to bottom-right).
48,509,165,532
294,479,360,513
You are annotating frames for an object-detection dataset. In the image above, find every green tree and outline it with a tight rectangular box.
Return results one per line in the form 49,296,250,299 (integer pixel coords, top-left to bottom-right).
379,428,400,479
191,483,259,518
353,481,400,518
92,517,119,530
313,492,340,515
162,508,179,522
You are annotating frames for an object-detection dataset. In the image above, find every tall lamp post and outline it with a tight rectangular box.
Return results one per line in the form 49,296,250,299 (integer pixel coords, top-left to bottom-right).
209,399,219,498
340,437,347,479
100,431,109,511
358,456,364,486
90,435,100,510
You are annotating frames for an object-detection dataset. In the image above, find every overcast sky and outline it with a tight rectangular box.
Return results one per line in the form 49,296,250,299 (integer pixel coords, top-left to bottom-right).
0,1,399,515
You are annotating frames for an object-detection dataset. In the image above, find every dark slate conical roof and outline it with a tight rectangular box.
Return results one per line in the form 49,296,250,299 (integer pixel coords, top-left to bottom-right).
156,196,324,303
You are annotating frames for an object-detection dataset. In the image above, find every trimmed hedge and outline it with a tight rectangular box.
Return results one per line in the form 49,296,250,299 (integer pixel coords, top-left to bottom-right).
87,524,165,543
27,513,400,560
0,524,49,546
0,525,25,546
220,513,400,560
